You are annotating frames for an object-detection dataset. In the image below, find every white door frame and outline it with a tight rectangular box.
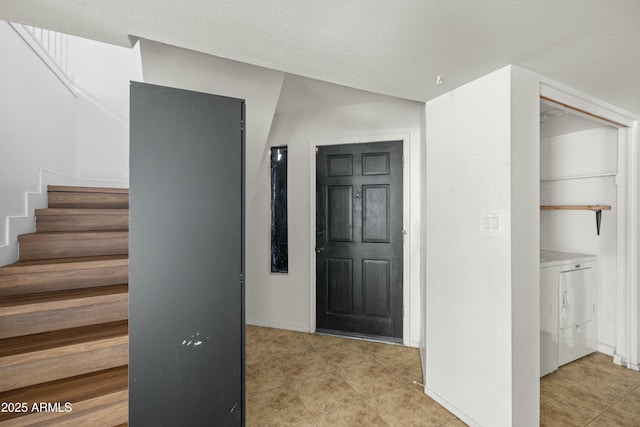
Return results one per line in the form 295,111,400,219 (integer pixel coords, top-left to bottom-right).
308,133,417,346
540,82,640,370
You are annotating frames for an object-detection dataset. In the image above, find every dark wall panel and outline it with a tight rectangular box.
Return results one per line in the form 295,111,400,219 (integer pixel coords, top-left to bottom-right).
129,82,244,426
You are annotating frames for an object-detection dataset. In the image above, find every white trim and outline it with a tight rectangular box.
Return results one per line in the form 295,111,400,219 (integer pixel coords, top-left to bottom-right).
597,342,616,357
617,128,630,364
308,133,414,345
9,23,76,97
628,121,640,368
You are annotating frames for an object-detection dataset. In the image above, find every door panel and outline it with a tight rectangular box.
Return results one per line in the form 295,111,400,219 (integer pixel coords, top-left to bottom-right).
328,258,353,314
328,186,353,242
363,259,390,317
129,82,244,425
316,141,402,339
328,154,353,176
362,185,390,242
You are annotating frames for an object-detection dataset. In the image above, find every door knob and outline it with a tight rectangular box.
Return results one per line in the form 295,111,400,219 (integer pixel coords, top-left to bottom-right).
316,245,325,254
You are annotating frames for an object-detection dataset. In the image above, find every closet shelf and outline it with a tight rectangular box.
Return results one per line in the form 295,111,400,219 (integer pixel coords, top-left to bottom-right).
540,205,612,235
540,205,611,211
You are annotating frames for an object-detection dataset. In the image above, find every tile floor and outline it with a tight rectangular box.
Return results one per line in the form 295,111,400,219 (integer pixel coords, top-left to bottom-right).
541,352,640,426
246,325,461,426
246,325,640,426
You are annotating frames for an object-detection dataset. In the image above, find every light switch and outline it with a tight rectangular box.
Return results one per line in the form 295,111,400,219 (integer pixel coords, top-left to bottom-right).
481,212,503,233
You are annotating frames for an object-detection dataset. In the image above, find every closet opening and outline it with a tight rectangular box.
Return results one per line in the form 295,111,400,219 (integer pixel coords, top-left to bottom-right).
539,96,622,378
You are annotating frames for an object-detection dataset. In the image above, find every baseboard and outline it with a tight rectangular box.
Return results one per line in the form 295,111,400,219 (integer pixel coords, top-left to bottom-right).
597,343,616,357
423,385,480,427
0,169,128,266
245,320,311,334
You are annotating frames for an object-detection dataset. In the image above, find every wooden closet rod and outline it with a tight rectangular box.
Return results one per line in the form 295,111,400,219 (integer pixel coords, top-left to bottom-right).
540,96,627,128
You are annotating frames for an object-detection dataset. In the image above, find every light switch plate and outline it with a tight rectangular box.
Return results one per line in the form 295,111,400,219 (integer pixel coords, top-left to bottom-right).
481,212,503,233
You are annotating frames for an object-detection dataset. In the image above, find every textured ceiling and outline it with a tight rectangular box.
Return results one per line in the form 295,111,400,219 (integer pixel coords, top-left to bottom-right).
1,0,639,115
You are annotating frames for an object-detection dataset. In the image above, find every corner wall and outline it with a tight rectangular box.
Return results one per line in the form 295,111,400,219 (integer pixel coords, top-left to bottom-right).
0,21,76,264
425,65,539,426
68,35,142,182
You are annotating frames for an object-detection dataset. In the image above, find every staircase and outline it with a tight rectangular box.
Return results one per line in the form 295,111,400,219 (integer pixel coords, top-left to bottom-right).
0,186,129,426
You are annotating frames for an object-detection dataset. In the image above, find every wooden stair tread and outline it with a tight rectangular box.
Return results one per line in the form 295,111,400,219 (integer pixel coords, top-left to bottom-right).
0,184,130,422
0,321,128,358
47,186,129,194
0,257,128,296
0,284,128,309
17,232,128,261
47,192,129,210
18,231,128,240
35,208,128,216
0,366,128,422
0,255,128,271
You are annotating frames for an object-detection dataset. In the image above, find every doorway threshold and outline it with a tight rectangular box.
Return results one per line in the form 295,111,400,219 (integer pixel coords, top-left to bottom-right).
315,328,403,346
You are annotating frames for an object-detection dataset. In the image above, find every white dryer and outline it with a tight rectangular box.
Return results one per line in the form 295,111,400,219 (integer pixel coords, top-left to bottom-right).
540,250,598,377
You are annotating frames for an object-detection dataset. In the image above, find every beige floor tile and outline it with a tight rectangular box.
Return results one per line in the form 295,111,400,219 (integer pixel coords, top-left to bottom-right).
587,385,640,426
246,325,263,344
247,340,271,366
266,333,316,357
290,372,360,416
317,340,374,369
555,353,640,401
442,420,467,426
275,350,334,383
314,401,389,427
258,326,300,340
350,339,402,357
293,421,318,427
246,359,288,395
540,378,606,426
247,385,312,426
540,353,640,426
304,333,347,350
367,384,455,426
338,359,403,398
374,345,423,383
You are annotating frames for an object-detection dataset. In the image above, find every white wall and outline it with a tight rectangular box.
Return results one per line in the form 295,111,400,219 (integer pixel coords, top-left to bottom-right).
0,22,76,264
425,65,539,426
0,23,138,265
259,97,423,342
540,127,618,354
68,35,142,182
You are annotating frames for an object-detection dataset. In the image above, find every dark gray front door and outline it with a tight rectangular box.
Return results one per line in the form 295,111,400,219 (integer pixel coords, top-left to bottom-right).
129,82,244,425
316,141,403,340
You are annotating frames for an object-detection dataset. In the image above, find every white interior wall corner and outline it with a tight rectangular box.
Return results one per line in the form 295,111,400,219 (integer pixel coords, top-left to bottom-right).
509,65,541,426
425,65,517,427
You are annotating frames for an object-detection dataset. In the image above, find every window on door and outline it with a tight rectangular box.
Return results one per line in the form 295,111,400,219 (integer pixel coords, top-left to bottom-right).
271,146,288,273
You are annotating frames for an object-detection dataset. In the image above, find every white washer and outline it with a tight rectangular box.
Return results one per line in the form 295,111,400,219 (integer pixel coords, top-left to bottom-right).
540,250,598,377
